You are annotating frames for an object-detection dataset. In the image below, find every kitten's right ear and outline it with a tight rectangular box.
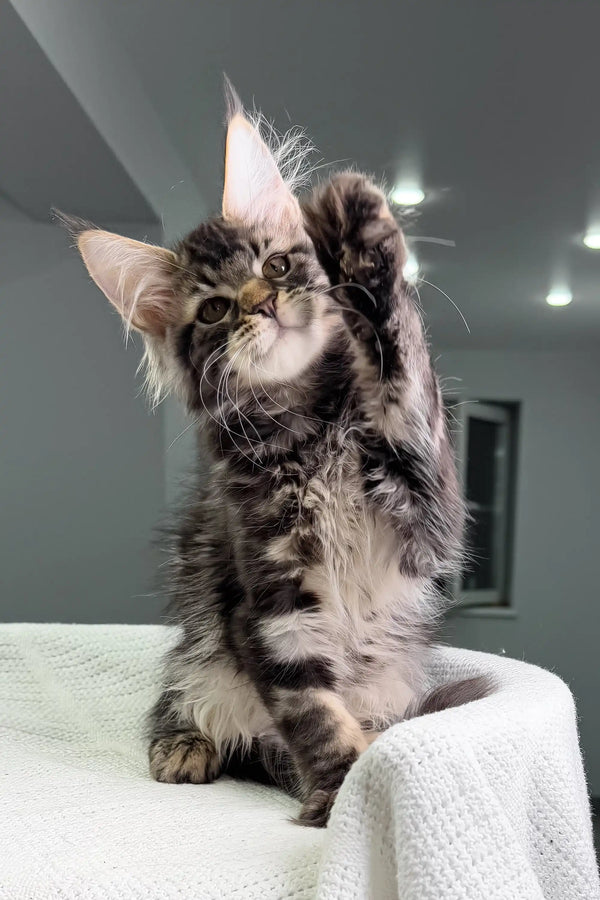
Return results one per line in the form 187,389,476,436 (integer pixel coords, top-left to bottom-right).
63,218,179,336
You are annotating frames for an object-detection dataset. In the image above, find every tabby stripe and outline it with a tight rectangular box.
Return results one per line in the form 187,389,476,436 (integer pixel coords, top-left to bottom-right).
176,322,196,366
361,439,435,501
257,656,335,690
251,585,320,616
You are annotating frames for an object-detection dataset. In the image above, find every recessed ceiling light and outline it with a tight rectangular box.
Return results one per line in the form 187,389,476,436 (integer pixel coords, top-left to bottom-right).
583,232,600,250
391,185,425,206
403,253,419,281
546,289,573,307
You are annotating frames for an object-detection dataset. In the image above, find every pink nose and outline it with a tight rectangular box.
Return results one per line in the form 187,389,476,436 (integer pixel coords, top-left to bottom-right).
251,293,277,318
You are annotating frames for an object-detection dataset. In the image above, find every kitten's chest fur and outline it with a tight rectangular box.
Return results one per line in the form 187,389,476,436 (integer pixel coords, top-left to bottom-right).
247,441,431,720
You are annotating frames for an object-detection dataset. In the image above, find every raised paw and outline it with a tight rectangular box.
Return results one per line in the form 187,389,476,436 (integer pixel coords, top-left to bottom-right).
303,173,404,322
303,174,398,272
295,788,338,828
149,732,221,784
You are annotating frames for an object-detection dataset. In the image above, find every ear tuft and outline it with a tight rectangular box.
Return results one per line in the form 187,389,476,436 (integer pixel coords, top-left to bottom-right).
221,85,305,228
222,113,302,227
76,229,179,336
52,208,94,243
223,74,243,124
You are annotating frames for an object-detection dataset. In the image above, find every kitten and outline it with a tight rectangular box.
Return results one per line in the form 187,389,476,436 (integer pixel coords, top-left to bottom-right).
67,90,488,827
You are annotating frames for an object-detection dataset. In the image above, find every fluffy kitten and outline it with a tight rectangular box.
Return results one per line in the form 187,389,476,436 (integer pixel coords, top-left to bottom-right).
69,92,487,827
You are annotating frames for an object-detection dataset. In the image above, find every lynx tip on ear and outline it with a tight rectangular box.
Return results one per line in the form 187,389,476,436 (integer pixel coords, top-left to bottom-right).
51,208,95,244
223,74,244,124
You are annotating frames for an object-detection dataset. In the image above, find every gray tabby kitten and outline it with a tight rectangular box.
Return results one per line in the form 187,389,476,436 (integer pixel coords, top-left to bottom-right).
71,94,487,827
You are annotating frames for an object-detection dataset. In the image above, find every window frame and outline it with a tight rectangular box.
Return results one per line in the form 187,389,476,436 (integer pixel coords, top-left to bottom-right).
445,397,518,609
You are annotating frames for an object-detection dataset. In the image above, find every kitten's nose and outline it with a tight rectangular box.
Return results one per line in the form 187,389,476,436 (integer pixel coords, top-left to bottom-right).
251,292,278,319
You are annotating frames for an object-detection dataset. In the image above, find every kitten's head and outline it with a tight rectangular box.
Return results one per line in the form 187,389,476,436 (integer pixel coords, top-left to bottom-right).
71,96,335,409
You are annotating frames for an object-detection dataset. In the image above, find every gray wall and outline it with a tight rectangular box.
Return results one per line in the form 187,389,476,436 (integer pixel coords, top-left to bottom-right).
0,207,166,623
439,349,600,794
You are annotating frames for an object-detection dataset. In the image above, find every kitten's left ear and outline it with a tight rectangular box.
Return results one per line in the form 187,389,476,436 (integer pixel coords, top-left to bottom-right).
222,92,301,228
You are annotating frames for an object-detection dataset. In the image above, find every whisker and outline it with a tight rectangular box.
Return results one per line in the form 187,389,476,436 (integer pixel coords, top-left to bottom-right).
224,349,264,463
331,281,378,308
228,350,267,452
226,352,287,453
418,277,471,334
331,303,385,383
235,366,267,444
446,400,479,409
406,236,456,247
409,281,429,333
167,414,202,451
216,351,258,463
248,358,358,439
198,341,234,396
216,350,271,471
188,346,255,446
249,372,304,437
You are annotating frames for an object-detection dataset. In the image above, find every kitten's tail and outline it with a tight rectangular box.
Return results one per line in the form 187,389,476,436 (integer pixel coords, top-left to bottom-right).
405,675,493,719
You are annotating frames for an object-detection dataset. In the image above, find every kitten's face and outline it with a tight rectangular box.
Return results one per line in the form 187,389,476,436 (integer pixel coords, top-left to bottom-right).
73,101,338,406
173,216,334,391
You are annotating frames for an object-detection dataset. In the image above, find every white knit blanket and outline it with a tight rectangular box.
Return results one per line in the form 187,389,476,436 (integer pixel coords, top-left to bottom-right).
0,624,597,899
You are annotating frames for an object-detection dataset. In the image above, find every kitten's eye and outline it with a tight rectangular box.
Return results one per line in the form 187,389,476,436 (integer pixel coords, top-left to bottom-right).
262,254,290,279
197,297,230,324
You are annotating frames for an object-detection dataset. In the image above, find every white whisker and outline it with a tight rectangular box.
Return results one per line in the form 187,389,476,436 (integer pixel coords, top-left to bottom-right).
167,414,202,451
418,277,471,334
406,236,456,247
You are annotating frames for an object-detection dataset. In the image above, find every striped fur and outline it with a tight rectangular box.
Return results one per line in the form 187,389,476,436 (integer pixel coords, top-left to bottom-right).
72,115,472,826
143,174,469,827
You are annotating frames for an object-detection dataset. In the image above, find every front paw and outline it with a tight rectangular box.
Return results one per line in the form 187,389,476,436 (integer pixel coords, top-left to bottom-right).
304,175,399,275
295,788,338,828
149,732,221,784
303,173,404,322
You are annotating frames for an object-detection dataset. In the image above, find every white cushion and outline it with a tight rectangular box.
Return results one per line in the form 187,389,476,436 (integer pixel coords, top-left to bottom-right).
0,624,597,899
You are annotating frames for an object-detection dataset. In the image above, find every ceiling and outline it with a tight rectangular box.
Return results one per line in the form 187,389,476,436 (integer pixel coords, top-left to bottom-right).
0,1,155,223
3,0,600,349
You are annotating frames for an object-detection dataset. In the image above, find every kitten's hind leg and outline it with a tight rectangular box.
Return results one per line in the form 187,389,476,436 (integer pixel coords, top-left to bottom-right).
218,686,365,828
222,737,301,797
232,564,370,826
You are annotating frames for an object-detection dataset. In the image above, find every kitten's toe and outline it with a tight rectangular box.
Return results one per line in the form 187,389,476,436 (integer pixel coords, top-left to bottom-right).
331,174,395,244
149,732,221,784
305,174,394,267
307,174,403,309
295,788,338,828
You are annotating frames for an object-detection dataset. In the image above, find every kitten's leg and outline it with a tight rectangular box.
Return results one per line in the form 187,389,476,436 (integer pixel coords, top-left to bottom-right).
303,174,465,579
279,686,369,826
232,578,368,827
148,689,222,784
222,737,300,795
149,691,302,793
147,618,274,788
147,497,263,788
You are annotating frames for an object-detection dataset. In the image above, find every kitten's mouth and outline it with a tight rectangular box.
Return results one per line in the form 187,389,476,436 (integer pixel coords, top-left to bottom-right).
232,293,320,376
260,305,303,335
252,321,296,357
242,316,305,367
232,295,330,385
258,296,302,333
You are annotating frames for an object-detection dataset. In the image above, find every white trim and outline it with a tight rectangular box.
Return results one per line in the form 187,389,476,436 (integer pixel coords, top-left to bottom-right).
457,606,518,619
458,589,502,608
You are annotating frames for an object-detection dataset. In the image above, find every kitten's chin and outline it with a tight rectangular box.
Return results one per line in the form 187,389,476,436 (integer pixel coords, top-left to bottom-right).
240,319,332,386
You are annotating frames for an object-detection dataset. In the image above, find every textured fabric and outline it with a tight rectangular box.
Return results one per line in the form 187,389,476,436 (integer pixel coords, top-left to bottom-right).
0,623,597,899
